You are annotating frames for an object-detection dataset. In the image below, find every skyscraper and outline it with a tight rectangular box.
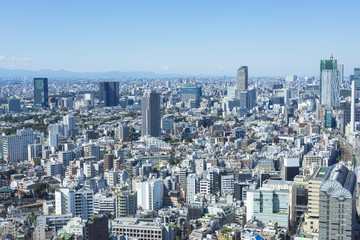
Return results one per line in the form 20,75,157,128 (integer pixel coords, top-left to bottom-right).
337,63,344,85
237,66,248,97
319,164,356,239
320,57,340,109
354,68,360,98
34,78,48,109
99,82,119,107
141,90,161,137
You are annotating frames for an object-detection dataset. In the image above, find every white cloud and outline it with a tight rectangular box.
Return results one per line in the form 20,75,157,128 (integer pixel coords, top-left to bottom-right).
0,56,5,61
21,57,33,62
10,56,16,61
161,66,169,70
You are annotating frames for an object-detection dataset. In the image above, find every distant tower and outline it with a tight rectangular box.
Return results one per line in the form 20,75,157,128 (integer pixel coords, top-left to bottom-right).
354,68,360,98
351,80,355,133
99,82,119,107
320,56,340,109
237,66,248,98
337,63,344,85
34,78,48,109
142,90,161,137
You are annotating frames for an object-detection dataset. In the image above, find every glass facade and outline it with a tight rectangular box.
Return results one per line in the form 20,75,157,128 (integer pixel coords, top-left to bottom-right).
34,78,48,109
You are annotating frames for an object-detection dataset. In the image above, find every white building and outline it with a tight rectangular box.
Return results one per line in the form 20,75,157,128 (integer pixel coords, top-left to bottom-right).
186,174,200,202
2,129,36,162
221,175,234,196
93,192,116,215
321,69,339,109
55,187,94,219
136,178,163,210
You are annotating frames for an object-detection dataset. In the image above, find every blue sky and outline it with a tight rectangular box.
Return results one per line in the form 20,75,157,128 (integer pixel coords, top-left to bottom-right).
0,0,359,76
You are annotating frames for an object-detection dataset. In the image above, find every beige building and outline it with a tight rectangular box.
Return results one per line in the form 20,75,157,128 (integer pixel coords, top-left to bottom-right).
301,167,329,237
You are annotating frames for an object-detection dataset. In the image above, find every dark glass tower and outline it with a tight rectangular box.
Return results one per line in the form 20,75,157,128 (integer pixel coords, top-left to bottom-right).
354,68,360,91
99,82,119,107
34,78,48,109
142,90,161,137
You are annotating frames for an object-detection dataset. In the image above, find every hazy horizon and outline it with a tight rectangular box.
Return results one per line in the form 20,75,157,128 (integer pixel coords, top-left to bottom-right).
1,0,359,76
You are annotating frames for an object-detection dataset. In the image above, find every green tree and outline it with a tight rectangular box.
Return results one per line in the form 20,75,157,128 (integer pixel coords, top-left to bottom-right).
33,182,51,198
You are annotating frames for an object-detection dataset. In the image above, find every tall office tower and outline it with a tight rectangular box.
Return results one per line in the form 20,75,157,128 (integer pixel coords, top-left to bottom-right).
34,78,49,109
320,56,340,109
136,178,163,210
141,90,161,137
283,158,300,181
103,154,114,172
55,187,94,219
186,174,200,203
180,84,202,107
337,63,344,85
118,124,130,142
236,66,248,97
351,80,356,133
354,68,360,98
303,167,329,235
116,191,137,217
206,167,220,193
63,115,76,137
319,164,356,240
2,129,36,163
84,93,94,107
99,82,119,107
8,99,21,113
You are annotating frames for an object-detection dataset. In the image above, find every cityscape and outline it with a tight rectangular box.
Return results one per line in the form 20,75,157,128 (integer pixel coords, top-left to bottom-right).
1,1,360,240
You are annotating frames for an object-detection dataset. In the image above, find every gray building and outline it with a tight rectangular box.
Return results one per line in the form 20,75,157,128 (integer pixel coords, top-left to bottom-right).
8,99,21,113
34,78,48,109
99,82,119,107
319,164,356,240
142,90,161,137
237,66,248,97
116,191,137,217
239,88,256,110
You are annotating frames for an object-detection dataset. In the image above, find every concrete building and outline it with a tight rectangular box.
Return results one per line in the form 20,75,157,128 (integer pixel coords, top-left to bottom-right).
55,187,94,219
142,90,161,137
111,218,174,240
136,178,163,210
116,191,137,217
2,129,36,163
320,57,340,109
186,174,200,202
237,66,248,96
319,164,356,240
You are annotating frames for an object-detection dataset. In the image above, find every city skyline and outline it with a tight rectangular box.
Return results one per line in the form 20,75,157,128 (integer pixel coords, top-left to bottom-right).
0,0,360,76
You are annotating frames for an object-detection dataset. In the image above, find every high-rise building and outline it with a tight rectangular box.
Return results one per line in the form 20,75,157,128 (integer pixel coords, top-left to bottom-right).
2,129,36,163
354,68,360,98
141,90,161,137
118,124,130,141
246,183,292,228
136,178,163,210
236,66,248,97
103,154,114,172
116,191,137,217
221,175,234,196
180,84,202,107
99,82,119,107
319,164,356,239
8,99,21,113
186,174,200,202
320,57,340,109
337,63,344,85
63,115,76,137
55,187,94,219
34,78,49,109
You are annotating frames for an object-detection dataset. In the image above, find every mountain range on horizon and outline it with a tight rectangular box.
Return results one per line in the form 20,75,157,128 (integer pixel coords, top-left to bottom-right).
0,68,192,79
